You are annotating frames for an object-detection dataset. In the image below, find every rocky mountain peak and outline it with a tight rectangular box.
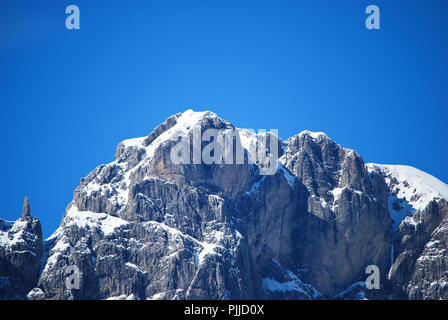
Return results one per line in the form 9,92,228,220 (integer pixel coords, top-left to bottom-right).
117,109,233,156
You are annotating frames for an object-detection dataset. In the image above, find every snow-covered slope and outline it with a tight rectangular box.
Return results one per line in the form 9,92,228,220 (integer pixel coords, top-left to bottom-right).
0,219,29,249
367,163,448,229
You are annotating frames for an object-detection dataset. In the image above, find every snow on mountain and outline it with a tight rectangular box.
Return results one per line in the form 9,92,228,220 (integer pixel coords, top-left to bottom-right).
367,163,448,230
0,216,41,253
63,205,129,237
121,109,229,152
81,110,232,211
84,109,299,211
0,219,27,248
297,130,328,140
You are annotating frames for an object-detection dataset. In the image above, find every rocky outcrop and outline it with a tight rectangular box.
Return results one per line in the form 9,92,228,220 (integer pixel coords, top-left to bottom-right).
407,200,448,299
0,197,43,299
281,133,391,296
384,200,448,299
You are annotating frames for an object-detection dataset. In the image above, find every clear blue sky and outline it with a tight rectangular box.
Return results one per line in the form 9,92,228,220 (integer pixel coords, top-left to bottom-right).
1,0,447,237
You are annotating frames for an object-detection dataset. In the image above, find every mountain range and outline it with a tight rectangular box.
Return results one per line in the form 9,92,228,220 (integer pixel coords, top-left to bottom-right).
1,110,447,300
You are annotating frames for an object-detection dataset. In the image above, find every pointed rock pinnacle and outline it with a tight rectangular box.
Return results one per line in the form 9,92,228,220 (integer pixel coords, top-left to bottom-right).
22,196,31,220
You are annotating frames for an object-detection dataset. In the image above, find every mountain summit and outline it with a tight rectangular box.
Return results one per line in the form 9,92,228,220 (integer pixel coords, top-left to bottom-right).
1,110,447,300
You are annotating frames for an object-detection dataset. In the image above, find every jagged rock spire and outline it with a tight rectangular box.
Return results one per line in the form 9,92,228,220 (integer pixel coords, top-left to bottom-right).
22,196,31,220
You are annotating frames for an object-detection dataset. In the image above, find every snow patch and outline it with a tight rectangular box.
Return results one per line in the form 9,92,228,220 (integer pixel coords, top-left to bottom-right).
125,262,145,273
298,130,328,140
64,205,128,236
121,137,145,148
0,219,31,249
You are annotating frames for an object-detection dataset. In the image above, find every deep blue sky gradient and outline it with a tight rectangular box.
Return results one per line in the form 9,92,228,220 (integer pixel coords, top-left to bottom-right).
1,0,447,237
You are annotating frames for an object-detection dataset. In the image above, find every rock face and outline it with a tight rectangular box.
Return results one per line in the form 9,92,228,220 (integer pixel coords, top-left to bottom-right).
367,164,448,299
0,197,43,299
2,110,448,300
280,133,392,296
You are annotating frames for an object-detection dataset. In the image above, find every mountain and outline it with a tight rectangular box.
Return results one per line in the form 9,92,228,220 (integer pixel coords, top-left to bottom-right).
1,110,447,300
